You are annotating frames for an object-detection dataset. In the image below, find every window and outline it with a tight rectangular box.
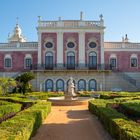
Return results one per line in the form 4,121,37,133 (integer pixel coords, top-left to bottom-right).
88,52,97,69
45,79,53,91
89,42,97,48
25,58,32,68
45,42,53,48
67,52,75,69
67,42,75,48
110,58,116,68
5,58,12,68
131,58,137,67
89,79,97,91
56,79,64,91
45,52,53,69
78,79,86,91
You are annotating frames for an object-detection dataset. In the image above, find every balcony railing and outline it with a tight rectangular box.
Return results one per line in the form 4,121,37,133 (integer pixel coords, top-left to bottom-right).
30,63,112,71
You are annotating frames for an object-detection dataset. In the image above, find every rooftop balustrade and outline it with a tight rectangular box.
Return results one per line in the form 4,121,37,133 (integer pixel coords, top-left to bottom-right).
38,20,104,29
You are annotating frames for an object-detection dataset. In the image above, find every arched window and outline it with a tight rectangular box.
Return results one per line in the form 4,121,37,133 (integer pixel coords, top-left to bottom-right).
4,55,12,68
130,54,138,67
88,79,97,91
45,79,53,91
78,79,86,91
67,52,75,69
45,52,53,69
56,79,64,91
88,52,97,69
110,54,117,69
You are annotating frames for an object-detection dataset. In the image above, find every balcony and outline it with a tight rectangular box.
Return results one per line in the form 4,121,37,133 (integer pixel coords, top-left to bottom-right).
30,63,112,72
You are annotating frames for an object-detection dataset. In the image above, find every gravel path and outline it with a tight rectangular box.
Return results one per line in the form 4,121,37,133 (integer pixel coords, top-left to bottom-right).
31,105,112,140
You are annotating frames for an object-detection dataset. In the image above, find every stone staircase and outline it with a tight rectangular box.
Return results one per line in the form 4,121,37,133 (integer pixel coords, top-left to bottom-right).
105,72,139,91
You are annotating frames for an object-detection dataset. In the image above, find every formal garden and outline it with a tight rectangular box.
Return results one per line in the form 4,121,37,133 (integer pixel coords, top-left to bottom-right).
0,72,140,139
88,91,140,140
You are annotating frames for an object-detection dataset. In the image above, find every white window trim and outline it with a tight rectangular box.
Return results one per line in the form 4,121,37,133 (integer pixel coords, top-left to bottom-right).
109,55,117,68
130,55,138,68
4,55,12,69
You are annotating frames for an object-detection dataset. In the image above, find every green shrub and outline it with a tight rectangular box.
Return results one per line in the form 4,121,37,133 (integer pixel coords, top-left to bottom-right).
0,104,22,118
120,100,140,118
88,99,140,140
0,101,51,140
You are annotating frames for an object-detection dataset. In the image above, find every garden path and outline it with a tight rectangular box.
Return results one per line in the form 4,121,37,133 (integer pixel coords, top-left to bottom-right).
31,104,112,140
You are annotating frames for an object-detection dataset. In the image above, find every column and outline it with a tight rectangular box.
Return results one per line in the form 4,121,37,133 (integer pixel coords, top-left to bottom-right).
79,32,85,66
100,32,104,66
57,32,63,66
38,32,42,65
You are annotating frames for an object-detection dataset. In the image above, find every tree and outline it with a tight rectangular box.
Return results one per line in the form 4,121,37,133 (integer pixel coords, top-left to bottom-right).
0,77,16,95
15,72,35,94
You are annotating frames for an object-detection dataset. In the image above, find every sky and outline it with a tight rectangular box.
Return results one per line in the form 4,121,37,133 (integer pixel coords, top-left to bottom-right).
0,0,140,42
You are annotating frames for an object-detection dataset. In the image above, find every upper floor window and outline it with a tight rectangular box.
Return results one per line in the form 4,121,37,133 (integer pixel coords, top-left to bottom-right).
67,42,75,48
89,42,97,48
110,58,117,68
25,58,32,68
45,42,53,48
131,58,137,67
5,58,12,68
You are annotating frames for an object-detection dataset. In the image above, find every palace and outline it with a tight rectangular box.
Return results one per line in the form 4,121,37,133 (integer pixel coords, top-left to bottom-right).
0,13,140,92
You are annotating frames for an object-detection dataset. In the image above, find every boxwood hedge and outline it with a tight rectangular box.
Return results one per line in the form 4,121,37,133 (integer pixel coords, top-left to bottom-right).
88,99,140,140
0,101,51,140
0,104,21,118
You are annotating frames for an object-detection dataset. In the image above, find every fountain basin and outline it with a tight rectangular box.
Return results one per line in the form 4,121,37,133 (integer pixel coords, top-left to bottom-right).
48,96,92,106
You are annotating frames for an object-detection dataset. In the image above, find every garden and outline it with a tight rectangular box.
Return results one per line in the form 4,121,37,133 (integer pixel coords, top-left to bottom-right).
0,72,63,140
88,91,140,140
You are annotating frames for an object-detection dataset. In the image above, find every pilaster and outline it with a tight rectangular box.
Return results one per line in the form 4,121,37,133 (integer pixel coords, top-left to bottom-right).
100,32,104,65
57,32,63,64
38,32,42,64
79,32,85,64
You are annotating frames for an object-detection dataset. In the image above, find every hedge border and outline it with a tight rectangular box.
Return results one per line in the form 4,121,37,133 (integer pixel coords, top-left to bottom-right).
0,101,51,140
88,99,140,140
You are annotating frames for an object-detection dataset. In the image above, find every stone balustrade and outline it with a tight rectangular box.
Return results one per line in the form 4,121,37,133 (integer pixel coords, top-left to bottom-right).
104,42,140,49
38,20,104,28
0,42,38,49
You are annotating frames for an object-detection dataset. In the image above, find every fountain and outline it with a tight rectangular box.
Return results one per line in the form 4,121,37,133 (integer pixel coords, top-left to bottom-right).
48,77,91,106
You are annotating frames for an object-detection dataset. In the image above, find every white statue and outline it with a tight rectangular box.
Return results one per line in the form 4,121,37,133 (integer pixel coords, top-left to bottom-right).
65,77,77,100
67,77,76,96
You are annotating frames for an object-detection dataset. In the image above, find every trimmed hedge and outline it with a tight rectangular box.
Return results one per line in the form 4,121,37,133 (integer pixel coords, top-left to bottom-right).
0,104,22,118
0,101,51,140
120,100,140,118
88,99,140,140
99,91,140,99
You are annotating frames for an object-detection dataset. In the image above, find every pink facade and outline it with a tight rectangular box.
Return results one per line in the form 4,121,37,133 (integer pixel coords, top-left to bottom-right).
63,32,79,64
41,33,57,64
0,51,37,72
105,51,140,72
85,32,101,64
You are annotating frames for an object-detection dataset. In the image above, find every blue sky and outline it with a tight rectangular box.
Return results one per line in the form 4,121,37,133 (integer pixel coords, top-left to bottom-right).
0,0,140,42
